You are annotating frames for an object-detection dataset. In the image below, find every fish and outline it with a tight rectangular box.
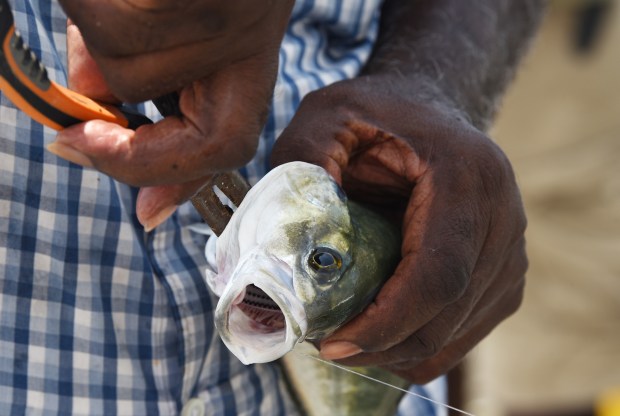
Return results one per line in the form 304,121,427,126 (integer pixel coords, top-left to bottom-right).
282,342,410,416
205,161,409,415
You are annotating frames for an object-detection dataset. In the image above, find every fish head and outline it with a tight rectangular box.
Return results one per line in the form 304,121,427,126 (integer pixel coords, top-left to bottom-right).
210,162,371,364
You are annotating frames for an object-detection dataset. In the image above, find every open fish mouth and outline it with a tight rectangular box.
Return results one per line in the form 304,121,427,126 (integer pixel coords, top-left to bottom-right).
237,284,286,332
215,271,307,364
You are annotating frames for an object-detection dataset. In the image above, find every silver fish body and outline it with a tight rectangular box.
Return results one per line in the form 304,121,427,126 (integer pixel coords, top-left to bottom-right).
283,343,408,416
205,161,408,414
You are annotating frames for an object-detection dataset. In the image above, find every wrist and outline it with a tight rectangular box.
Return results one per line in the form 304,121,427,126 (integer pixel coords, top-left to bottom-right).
361,0,546,131
337,73,474,130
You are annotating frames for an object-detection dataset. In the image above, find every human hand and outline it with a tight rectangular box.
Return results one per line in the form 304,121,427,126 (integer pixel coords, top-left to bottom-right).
57,0,293,102
49,1,293,230
270,76,528,384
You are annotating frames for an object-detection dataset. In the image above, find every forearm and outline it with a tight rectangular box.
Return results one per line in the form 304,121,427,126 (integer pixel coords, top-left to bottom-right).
363,0,546,130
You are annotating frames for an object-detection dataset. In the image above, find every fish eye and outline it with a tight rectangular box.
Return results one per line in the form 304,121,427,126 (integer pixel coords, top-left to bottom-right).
308,248,342,272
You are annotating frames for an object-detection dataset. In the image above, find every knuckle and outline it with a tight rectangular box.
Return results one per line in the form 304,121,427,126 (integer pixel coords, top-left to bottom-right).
455,137,517,203
475,140,513,181
505,236,529,283
514,241,529,277
412,330,444,359
512,207,528,240
424,260,470,305
507,278,526,316
300,88,334,112
301,81,359,121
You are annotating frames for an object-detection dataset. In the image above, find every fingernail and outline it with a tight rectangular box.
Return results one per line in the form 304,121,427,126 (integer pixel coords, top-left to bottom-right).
137,187,181,232
47,142,93,168
139,204,177,232
319,342,362,360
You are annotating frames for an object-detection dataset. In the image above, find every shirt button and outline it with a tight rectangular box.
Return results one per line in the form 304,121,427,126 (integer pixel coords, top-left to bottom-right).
181,398,205,416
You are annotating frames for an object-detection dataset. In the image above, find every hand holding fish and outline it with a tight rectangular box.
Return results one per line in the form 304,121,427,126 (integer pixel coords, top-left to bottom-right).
49,1,293,230
272,0,544,384
270,75,528,384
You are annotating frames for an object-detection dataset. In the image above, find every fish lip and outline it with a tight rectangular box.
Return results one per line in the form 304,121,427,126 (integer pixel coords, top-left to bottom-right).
214,269,307,365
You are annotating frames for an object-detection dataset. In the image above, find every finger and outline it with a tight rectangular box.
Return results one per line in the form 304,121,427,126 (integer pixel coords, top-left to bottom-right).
334,240,525,377
276,121,417,202
50,56,275,187
321,213,525,366
320,164,491,358
49,117,251,186
449,235,527,338
137,175,213,231
320,126,522,359
59,0,293,102
328,301,469,369
363,244,524,368
66,22,117,103
385,278,525,385
271,101,358,183
271,94,433,210
271,134,347,184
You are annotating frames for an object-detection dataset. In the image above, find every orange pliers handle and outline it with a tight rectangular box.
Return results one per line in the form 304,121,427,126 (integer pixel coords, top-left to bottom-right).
0,0,151,130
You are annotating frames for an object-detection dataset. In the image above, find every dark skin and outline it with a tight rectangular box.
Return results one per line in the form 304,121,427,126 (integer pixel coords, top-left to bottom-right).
57,0,295,103
53,0,294,230
54,0,545,384
272,0,545,383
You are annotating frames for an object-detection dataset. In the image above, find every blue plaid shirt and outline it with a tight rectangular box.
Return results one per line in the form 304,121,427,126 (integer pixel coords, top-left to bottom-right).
0,1,445,414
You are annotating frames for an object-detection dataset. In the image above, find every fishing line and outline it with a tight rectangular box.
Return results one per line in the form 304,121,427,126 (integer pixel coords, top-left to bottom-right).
295,351,476,416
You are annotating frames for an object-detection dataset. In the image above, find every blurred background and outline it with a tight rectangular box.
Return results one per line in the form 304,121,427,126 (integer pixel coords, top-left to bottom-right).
459,1,620,415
